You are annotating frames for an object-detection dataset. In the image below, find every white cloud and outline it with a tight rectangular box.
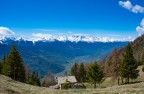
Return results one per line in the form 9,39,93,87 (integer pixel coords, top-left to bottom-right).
0,26,15,37
119,1,144,36
132,5,144,13
32,33,52,38
119,1,144,13
136,18,144,35
119,1,132,10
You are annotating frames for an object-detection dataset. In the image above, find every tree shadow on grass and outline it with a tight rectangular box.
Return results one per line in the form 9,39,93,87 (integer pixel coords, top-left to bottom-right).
121,81,143,85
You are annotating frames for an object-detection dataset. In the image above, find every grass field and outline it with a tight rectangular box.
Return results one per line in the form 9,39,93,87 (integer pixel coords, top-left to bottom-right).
0,66,144,94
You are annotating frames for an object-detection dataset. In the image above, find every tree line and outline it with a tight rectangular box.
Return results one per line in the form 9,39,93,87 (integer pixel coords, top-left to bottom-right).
71,62,104,88
71,43,140,88
0,44,57,87
105,43,140,85
0,44,26,82
0,44,41,86
0,43,142,88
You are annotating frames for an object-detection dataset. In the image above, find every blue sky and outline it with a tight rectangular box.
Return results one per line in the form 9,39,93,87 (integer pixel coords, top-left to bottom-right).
0,0,144,40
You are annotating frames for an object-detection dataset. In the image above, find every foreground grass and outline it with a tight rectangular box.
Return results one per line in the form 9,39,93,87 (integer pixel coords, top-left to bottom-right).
1,66,144,94
0,75,144,94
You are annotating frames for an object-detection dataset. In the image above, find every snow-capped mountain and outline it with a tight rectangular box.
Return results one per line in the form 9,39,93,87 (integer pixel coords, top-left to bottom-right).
31,33,134,42
0,35,128,77
0,34,134,44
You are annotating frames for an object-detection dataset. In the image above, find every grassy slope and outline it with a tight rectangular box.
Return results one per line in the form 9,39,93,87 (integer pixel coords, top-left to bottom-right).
0,66,144,94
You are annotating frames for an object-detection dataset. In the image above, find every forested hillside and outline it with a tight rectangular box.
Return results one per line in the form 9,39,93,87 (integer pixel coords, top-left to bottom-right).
103,35,144,77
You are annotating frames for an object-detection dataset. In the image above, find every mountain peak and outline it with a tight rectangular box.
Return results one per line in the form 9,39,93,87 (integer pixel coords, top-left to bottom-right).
0,34,134,44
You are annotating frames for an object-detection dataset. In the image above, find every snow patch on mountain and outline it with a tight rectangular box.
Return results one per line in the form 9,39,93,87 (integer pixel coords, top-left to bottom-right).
31,33,134,42
0,33,134,44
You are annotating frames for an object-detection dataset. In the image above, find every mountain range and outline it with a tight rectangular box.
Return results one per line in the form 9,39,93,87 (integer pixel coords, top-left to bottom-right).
0,36,128,77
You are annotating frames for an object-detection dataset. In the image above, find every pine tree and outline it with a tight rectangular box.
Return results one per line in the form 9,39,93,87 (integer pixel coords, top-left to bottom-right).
35,72,41,86
17,53,26,82
120,44,139,83
71,63,80,82
79,63,86,83
1,56,11,76
87,62,104,88
28,71,36,85
8,44,26,82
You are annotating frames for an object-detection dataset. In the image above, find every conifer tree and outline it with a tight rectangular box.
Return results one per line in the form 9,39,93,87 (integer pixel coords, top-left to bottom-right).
79,63,86,83
35,72,41,86
71,63,80,82
28,71,36,85
8,44,26,82
1,56,11,76
87,62,104,88
120,44,139,83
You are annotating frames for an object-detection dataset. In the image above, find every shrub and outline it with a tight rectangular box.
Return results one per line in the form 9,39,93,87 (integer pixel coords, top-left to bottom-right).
61,82,70,89
73,84,86,89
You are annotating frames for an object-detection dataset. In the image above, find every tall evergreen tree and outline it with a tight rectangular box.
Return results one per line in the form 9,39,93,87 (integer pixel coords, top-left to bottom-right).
1,56,11,76
71,63,80,82
87,62,104,88
120,44,139,83
79,63,86,83
35,72,41,86
28,71,34,85
8,44,26,82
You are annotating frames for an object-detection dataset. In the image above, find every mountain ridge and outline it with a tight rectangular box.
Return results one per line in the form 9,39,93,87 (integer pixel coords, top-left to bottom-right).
0,34,133,44
0,37,128,77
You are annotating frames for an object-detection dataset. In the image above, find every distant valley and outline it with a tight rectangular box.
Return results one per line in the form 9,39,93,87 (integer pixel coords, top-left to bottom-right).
0,37,128,77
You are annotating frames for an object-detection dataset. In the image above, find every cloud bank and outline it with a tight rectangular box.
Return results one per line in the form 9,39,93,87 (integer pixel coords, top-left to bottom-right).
0,26,15,37
0,26,134,42
119,1,144,13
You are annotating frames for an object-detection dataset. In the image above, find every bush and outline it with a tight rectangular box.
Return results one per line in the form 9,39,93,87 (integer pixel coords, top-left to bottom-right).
80,84,86,89
61,82,70,89
73,84,86,89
